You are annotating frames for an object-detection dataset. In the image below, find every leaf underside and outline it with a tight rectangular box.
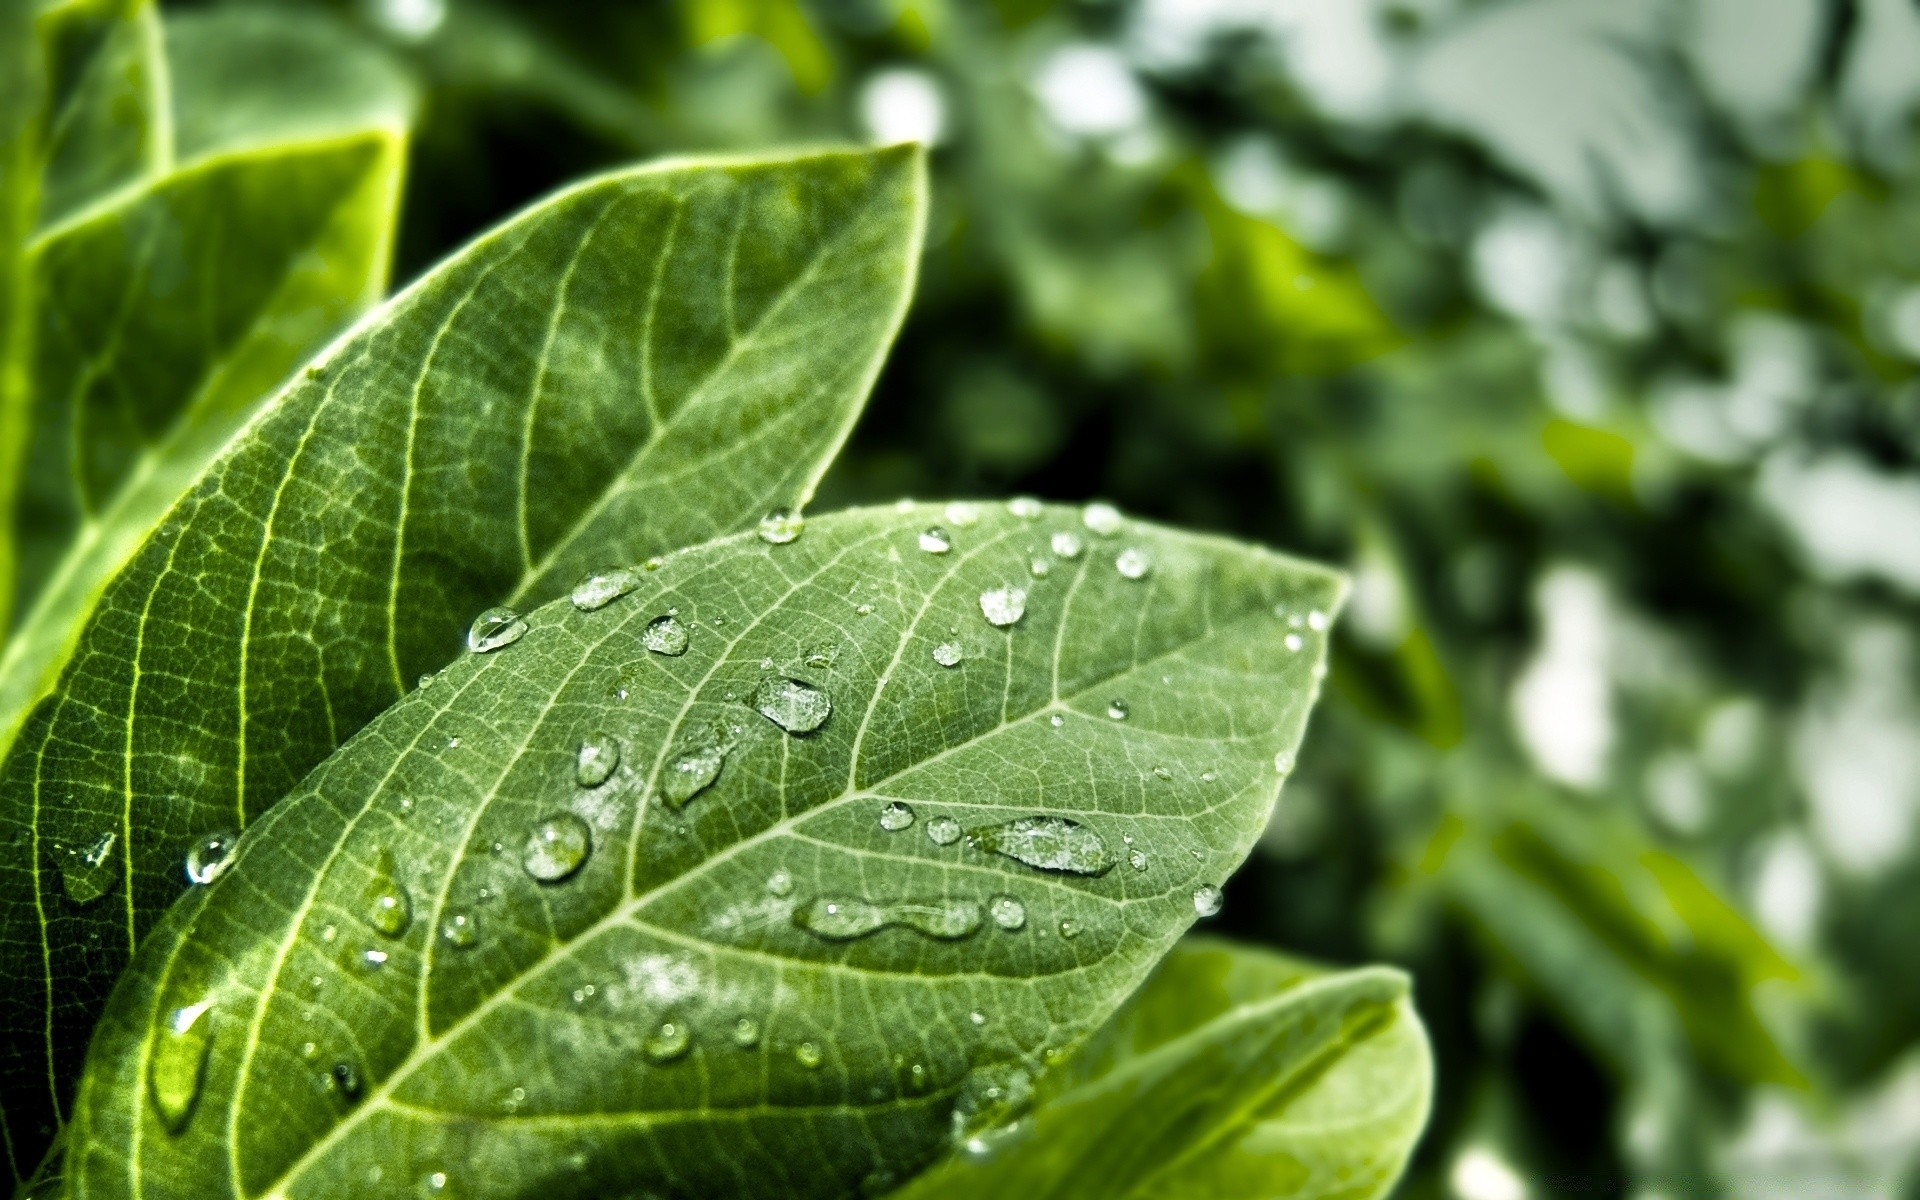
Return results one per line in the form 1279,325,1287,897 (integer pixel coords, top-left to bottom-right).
69,502,1342,1200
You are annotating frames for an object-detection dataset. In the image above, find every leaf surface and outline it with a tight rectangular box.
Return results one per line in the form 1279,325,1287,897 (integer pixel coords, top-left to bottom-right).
0,145,924,1175
35,0,168,229
891,936,1432,1200
67,501,1342,1200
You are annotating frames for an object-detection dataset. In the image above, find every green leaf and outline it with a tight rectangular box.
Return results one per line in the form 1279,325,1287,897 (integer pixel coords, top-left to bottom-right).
66,501,1342,1200
35,0,168,229
890,936,1431,1200
0,144,925,1173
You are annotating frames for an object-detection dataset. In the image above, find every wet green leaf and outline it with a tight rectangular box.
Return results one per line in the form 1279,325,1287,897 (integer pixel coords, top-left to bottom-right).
67,501,1341,1200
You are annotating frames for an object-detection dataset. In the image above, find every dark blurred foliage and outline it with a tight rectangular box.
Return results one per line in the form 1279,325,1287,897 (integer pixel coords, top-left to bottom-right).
177,0,1920,1194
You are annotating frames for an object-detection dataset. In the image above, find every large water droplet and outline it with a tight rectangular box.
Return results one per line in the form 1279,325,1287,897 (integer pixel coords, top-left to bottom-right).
570,567,639,612
732,1016,761,1048
987,894,1026,930
467,606,527,653
918,527,952,554
878,801,915,832
662,736,729,808
59,830,118,905
522,813,592,883
1051,531,1084,559
643,1019,691,1063
794,896,984,941
440,910,477,949
148,998,215,1134
575,733,620,788
968,816,1112,875
1192,885,1223,917
1081,502,1123,536
364,855,411,938
758,508,804,544
1114,547,1152,580
979,586,1027,627
932,640,963,668
926,816,962,846
642,614,690,656
185,830,240,885
752,677,831,734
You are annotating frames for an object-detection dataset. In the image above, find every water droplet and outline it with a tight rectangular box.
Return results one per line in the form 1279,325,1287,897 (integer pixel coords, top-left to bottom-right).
987,894,1026,930
360,948,389,970
945,501,981,527
1273,750,1295,774
1308,609,1330,631
732,1016,761,1048
967,816,1113,875
794,896,983,940
952,1063,1034,1152
1193,885,1223,917
1115,547,1152,580
1008,496,1042,519
855,602,875,616
752,677,832,734
758,508,804,544
441,910,477,949
663,735,729,808
926,816,962,846
58,830,118,905
148,998,214,1133
185,830,240,885
447,736,461,749
1058,919,1080,939
1284,633,1303,652
878,801,915,832
570,567,639,611
968,1010,987,1027
417,672,437,690
1081,502,1123,536
979,586,1027,627
766,869,795,897
805,643,839,669
795,1041,824,1069
1201,770,1217,783
643,1020,691,1063
1152,765,1172,781
320,923,338,943
331,1060,362,1098
918,527,952,554
522,813,592,883
424,1172,448,1193
1050,531,1084,559
1128,849,1148,871
364,860,411,938
467,606,527,653
1106,699,1130,721
1049,713,1065,728
575,733,620,787
931,640,964,669
642,614,690,656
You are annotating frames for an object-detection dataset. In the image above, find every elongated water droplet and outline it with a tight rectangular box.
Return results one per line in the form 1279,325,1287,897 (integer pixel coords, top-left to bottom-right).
918,527,952,554
570,567,639,611
360,948,389,971
643,1020,691,1063
522,813,592,883
1115,547,1151,580
979,586,1026,627
642,614,690,656
758,508,804,544
878,801,915,832
1050,531,1084,559
732,1017,761,1048
441,910,477,949
575,733,620,787
753,677,831,734
148,998,214,1133
1106,698,1130,721
364,855,411,938
987,894,1026,930
1151,765,1172,781
766,869,795,897
968,816,1112,875
1193,885,1223,917
1082,502,1122,536
185,830,240,885
59,830,118,905
1008,496,1042,519
932,640,963,668
795,1041,824,1069
467,606,527,653
926,816,962,846
794,896,983,940
663,737,729,808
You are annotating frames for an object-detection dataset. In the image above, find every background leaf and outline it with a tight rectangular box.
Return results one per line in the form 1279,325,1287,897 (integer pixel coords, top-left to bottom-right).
67,500,1342,1200
890,935,1431,1200
34,0,168,229
0,143,924,1176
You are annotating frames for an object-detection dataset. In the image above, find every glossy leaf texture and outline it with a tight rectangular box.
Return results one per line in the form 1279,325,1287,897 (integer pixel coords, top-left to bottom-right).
0,144,925,1172
891,936,1432,1200
66,501,1343,1200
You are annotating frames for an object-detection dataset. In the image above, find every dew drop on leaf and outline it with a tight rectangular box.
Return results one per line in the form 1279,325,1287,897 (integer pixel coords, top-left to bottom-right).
987,894,1026,930
1050,530,1084,559
945,501,981,527
641,614,690,657
969,1010,987,1027
147,998,214,1134
662,738,729,808
979,585,1027,627
1106,698,1130,721
185,830,240,885
794,896,983,940
1152,765,1172,780
1049,713,1065,728
766,869,795,897
643,1019,691,1063
752,676,832,734
569,567,639,612
467,606,527,653
331,1060,362,1099
365,870,411,938
1274,750,1295,774
59,830,118,905
795,1041,824,1069
359,948,389,971
732,1017,761,1048
926,815,962,846
1284,632,1303,652
918,526,952,554
1129,849,1148,871
1007,496,1042,519
932,640,963,667
757,508,804,544
1309,609,1330,631
440,910,477,949
952,1062,1034,1153
1028,556,1051,579
1081,501,1123,536
1115,547,1152,579
1058,919,1080,939
878,800,915,832
575,733,620,788
521,813,592,883
968,815,1113,875
1193,884,1224,917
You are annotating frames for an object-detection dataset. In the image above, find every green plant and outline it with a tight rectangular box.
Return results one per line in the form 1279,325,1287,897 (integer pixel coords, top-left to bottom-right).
0,5,1429,1198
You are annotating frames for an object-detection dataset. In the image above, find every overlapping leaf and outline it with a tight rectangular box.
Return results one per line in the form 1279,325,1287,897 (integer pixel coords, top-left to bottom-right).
0,145,925,1173
34,0,168,230
67,501,1342,1200
892,936,1431,1199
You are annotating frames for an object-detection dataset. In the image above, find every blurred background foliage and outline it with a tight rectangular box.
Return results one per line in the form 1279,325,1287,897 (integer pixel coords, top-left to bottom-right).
175,0,1920,1194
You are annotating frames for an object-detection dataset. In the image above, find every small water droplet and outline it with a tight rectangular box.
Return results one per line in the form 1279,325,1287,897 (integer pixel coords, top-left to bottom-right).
424,1172,448,1193
185,830,240,885
979,586,1027,627
855,602,875,616
878,801,915,832
732,1016,761,1048
1082,502,1122,536
570,567,639,611
932,641,963,668
447,736,461,749
968,816,1112,875
1152,765,1172,781
918,527,952,554
1284,633,1303,652
1115,547,1151,580
766,869,795,897
1308,609,1330,631
360,948,389,970
467,606,527,653
1274,750,1295,774
1027,556,1051,579
968,1010,987,1027
805,643,839,669
643,1019,691,1063
1192,885,1223,917
758,508,804,544
1128,849,1148,871
1201,770,1217,783
926,816,962,846
1106,699,1130,721
987,894,1026,930
1058,919,1080,939
752,677,832,734
441,910,477,949
1050,531,1084,559
522,813,592,883
575,733,621,788
365,859,411,938
331,1060,362,1098
952,1063,1034,1152
148,997,215,1133
663,735,729,808
794,896,983,940
1008,497,1042,519
795,1041,824,1069
944,501,981,527
417,672,437,690
642,614,690,656
59,830,119,905
320,923,338,943
1049,713,1065,728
